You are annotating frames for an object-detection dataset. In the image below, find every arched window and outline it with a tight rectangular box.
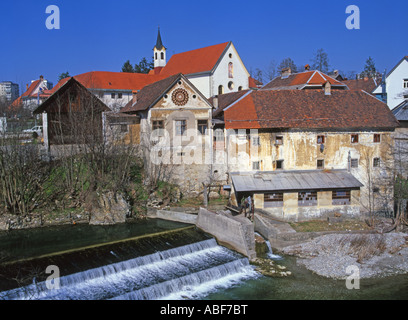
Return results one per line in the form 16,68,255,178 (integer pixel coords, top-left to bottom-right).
238,86,243,91
218,85,224,95
228,62,233,78
155,52,157,59
161,52,164,59
228,81,234,90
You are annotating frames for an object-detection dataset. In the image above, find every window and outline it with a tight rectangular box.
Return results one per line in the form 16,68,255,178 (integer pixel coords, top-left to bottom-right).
228,81,234,90
403,79,408,89
351,158,359,168
197,120,208,135
264,192,283,208
118,93,123,99
373,134,381,143
332,190,351,205
298,191,317,206
161,52,164,59
252,161,260,170
276,160,284,170
175,120,187,136
275,136,283,145
238,86,243,91
155,53,158,59
214,129,224,142
317,135,325,144
152,120,164,130
228,62,234,78
236,129,248,141
373,157,380,167
111,93,116,99
317,159,324,169
218,85,224,95
351,134,359,143
252,136,260,146
120,124,128,133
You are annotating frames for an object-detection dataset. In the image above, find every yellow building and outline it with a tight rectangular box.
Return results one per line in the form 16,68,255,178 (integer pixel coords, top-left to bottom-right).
215,70,399,221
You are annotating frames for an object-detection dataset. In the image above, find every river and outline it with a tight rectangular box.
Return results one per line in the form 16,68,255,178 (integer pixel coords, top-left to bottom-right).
0,219,407,300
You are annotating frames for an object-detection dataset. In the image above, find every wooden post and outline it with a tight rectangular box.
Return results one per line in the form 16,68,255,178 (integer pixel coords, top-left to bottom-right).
203,183,208,208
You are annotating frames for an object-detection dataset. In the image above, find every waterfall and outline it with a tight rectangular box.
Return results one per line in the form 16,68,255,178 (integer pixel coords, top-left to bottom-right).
0,238,259,300
255,232,282,260
265,240,283,260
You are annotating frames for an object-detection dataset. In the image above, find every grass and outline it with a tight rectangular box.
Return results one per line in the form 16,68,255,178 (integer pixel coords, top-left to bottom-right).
342,234,387,263
289,219,371,232
170,195,229,208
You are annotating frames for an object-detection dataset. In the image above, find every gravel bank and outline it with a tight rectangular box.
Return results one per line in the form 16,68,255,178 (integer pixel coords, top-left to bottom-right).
281,232,408,279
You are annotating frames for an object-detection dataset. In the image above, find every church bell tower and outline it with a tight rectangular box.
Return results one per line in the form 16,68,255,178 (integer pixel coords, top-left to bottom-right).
153,27,166,72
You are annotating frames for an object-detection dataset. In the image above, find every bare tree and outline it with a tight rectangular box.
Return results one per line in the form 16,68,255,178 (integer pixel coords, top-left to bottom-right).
265,60,278,82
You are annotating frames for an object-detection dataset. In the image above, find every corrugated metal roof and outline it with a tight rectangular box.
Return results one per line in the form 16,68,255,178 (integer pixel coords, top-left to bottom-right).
231,170,363,193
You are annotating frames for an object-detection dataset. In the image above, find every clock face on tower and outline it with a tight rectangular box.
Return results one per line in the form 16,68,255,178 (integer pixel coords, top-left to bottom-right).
171,88,189,106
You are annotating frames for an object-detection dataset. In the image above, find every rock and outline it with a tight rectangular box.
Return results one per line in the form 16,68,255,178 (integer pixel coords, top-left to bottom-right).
208,191,220,199
89,192,130,225
250,257,291,277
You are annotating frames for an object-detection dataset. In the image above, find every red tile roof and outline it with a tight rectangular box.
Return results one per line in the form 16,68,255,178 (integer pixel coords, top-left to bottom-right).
210,90,251,118
262,70,347,90
46,71,171,98
121,73,181,113
160,42,230,76
22,80,40,97
249,77,263,88
342,78,381,93
72,71,168,91
224,90,399,130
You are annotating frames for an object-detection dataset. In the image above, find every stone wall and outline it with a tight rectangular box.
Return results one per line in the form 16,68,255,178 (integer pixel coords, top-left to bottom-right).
196,207,256,259
147,208,198,225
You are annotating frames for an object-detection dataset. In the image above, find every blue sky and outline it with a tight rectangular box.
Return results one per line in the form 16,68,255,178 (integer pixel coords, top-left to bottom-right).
0,0,407,93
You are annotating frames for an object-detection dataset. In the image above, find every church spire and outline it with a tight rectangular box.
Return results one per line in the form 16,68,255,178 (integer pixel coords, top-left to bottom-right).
155,27,164,51
154,27,166,70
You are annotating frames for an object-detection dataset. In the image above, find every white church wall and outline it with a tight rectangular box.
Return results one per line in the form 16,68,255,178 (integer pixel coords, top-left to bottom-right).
212,43,249,97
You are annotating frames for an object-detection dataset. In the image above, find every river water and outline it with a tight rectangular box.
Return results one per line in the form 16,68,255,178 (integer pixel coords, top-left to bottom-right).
0,219,407,300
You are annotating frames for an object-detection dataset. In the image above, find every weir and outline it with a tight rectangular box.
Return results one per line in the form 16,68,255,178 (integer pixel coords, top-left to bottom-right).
0,222,259,300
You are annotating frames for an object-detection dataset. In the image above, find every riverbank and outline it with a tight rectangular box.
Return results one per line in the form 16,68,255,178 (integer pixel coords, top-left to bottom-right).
280,232,408,279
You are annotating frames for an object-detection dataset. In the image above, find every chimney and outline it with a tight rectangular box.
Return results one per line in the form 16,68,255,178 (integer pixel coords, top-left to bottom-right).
39,75,44,81
304,64,310,71
324,81,331,95
213,95,219,109
281,67,292,78
132,91,138,104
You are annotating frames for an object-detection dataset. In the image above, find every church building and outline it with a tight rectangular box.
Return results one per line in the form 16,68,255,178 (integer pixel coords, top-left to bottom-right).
150,29,253,98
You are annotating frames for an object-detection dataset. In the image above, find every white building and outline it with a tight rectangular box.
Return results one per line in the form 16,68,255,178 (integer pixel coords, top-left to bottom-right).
152,31,252,98
373,56,408,109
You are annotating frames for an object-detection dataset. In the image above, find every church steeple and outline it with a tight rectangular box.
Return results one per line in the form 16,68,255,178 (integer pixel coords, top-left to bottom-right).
154,27,166,70
155,27,164,50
